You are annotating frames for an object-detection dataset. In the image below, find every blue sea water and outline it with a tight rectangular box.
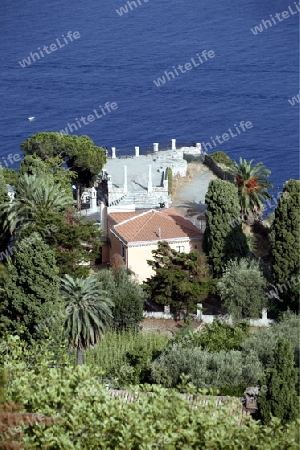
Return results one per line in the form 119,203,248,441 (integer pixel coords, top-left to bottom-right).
0,0,299,197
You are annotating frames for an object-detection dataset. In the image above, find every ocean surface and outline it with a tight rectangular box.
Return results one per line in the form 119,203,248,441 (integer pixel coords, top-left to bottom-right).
1,0,299,199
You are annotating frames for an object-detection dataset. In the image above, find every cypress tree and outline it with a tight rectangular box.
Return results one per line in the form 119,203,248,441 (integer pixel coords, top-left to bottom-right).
167,167,173,195
269,180,300,310
203,179,248,275
257,338,298,424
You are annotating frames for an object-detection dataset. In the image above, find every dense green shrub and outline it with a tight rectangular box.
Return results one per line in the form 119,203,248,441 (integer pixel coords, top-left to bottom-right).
211,151,235,168
151,346,262,392
241,311,300,371
153,313,300,394
2,336,299,449
167,321,250,352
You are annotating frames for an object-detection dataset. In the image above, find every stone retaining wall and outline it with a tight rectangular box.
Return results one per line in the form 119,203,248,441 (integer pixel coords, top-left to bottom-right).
204,155,235,182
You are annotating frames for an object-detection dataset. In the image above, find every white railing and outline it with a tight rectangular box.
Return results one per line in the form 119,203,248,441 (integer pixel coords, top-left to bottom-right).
143,305,273,328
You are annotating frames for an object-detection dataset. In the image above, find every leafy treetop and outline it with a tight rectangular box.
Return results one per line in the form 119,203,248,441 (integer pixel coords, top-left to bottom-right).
217,257,267,321
21,133,106,194
144,241,214,313
0,233,60,342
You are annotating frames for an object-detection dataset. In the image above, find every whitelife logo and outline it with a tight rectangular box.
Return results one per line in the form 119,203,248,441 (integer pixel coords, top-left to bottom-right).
201,121,253,153
116,0,149,16
153,50,215,87
288,93,300,106
1,152,22,168
250,3,300,35
18,31,81,68
59,101,118,135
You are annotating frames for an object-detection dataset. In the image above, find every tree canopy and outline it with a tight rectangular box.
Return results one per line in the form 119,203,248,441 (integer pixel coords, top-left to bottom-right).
16,207,101,277
0,233,60,341
21,132,106,207
18,154,75,195
1,173,73,236
144,241,214,314
97,267,144,331
2,168,18,186
217,258,267,321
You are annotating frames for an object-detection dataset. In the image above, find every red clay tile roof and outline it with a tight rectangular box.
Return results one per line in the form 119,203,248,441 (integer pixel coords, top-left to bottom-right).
108,208,202,243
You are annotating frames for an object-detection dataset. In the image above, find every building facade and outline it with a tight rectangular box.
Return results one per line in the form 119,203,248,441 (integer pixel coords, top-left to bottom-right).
101,206,203,282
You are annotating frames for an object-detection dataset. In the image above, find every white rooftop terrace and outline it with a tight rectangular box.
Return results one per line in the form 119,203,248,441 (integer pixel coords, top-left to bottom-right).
100,141,202,191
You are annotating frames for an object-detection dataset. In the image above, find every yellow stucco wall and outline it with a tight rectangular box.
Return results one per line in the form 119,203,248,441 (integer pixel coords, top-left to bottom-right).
127,239,202,283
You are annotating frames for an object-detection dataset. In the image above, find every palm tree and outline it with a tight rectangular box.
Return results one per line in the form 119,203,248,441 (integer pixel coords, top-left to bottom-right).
227,158,273,223
61,274,113,365
1,174,73,235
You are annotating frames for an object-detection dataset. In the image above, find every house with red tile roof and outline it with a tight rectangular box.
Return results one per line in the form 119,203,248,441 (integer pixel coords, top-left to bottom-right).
101,206,203,282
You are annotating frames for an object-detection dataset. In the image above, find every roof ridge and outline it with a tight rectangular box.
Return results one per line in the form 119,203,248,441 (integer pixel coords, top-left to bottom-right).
114,209,156,227
130,210,159,241
127,209,197,242
111,208,202,243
